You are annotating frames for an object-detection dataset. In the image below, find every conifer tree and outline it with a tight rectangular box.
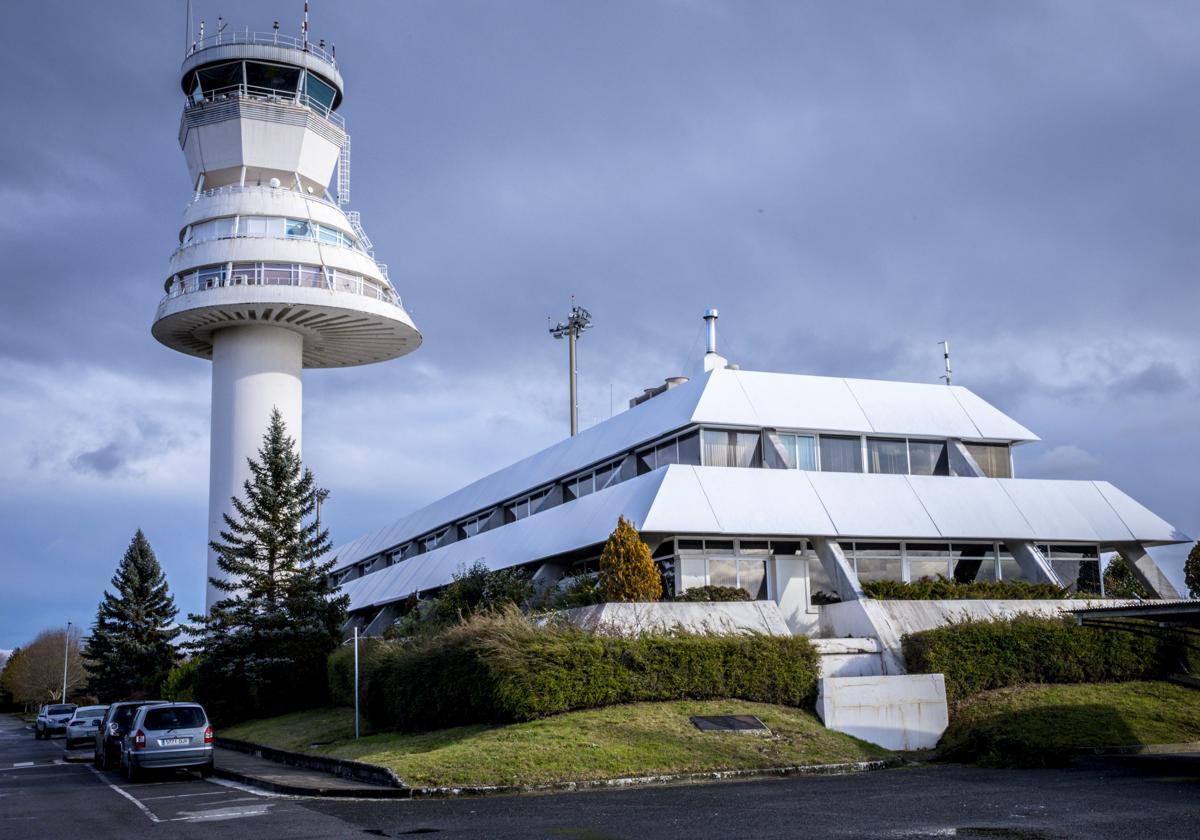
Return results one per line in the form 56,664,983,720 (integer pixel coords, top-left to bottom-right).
1185,541,1200,600
1103,552,1150,599
598,516,663,603
187,409,348,723
84,530,179,699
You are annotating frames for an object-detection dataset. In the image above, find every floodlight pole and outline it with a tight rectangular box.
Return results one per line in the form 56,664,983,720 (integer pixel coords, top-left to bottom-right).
549,300,593,437
353,626,360,739
61,621,71,703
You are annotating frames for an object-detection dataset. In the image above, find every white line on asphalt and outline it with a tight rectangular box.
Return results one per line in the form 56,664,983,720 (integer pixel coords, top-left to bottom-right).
12,762,33,767
138,789,231,801
208,777,294,798
86,766,161,824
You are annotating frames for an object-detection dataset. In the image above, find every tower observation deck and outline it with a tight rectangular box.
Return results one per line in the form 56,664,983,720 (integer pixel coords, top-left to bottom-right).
152,27,422,610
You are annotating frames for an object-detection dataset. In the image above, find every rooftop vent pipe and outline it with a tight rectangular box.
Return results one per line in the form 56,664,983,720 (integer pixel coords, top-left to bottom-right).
704,308,718,355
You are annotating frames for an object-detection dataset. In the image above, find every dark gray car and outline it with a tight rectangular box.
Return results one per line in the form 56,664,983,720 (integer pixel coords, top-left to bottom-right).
119,702,213,781
94,700,164,770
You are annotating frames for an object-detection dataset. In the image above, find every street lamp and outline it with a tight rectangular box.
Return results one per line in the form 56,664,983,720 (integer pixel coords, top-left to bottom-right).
61,621,72,703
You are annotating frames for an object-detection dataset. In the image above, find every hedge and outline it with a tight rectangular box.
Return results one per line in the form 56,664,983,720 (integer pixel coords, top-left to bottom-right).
863,577,1070,601
678,585,752,602
327,638,388,707
902,615,1172,703
357,611,820,731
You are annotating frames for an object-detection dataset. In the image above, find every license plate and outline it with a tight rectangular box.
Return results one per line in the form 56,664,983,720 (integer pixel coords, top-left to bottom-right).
160,738,190,746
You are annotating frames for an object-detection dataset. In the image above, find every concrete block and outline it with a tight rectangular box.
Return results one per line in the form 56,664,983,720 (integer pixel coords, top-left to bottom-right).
816,674,948,751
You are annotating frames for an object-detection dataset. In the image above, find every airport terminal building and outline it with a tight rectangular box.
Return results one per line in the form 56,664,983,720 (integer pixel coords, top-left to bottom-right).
332,321,1186,637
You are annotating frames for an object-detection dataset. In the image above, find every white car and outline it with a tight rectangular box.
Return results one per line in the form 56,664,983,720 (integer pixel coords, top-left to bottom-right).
34,704,76,739
65,705,109,749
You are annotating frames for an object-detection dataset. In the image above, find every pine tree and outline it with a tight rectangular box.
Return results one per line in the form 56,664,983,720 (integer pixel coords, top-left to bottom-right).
84,530,179,700
1103,552,1150,599
1185,542,1200,600
187,409,348,724
598,516,663,603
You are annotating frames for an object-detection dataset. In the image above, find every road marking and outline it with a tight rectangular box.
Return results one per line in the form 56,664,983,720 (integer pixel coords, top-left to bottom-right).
86,766,161,824
12,762,33,768
139,789,231,801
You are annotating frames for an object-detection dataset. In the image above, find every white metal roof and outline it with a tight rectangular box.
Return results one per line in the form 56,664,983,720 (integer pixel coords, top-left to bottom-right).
331,367,1039,572
338,465,1187,612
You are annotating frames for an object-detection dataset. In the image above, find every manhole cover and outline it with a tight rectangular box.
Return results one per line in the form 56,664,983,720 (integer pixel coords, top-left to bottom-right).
690,715,770,733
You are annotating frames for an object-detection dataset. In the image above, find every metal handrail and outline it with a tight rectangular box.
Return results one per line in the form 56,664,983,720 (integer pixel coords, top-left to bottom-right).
171,232,371,260
160,270,401,309
185,82,345,129
189,184,340,209
188,30,337,66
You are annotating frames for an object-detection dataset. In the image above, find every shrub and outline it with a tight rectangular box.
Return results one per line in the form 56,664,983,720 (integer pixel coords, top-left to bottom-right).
863,577,1070,601
553,574,603,609
327,638,388,707
159,659,199,702
903,615,1170,704
362,610,819,731
678,585,752,602
433,561,534,625
598,517,662,603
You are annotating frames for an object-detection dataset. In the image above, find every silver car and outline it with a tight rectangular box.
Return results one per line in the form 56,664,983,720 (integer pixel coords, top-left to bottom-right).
119,702,214,781
34,704,77,739
65,705,109,749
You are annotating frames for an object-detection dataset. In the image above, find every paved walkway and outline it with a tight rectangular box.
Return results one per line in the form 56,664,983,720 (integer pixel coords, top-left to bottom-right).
214,746,407,797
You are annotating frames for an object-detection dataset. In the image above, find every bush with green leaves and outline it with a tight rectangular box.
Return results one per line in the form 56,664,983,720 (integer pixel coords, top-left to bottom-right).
903,615,1171,704
678,585,752,602
361,610,819,731
327,638,387,707
863,577,1070,601
432,561,535,625
553,574,603,609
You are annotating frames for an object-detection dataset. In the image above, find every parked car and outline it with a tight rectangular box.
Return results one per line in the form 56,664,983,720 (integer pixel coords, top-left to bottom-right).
65,705,109,749
35,704,77,739
94,700,165,770
119,702,214,782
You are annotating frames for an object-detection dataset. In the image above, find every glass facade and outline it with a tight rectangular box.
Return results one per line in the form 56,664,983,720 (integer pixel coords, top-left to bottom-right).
866,438,908,475
187,60,339,117
702,430,762,468
184,216,362,251
965,442,1013,478
908,440,950,476
819,435,862,473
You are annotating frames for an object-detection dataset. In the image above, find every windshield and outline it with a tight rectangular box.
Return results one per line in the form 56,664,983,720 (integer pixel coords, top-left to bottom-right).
113,705,142,728
143,707,206,730
48,705,75,715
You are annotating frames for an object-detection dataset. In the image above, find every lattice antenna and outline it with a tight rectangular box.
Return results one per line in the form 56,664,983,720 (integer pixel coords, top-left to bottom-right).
338,134,351,205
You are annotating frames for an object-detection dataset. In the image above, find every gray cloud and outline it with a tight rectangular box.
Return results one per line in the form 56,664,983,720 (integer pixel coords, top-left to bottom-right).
1,0,1198,645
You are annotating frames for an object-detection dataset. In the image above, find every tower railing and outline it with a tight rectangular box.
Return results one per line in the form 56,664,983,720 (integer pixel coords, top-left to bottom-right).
188,30,337,66
160,266,402,310
186,82,345,129
189,184,341,209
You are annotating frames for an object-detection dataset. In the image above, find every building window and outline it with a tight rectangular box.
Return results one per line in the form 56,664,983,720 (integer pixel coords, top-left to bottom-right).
951,543,997,582
1044,545,1101,594
704,555,768,599
964,443,1012,478
819,435,862,473
866,438,907,475
909,440,950,476
701,429,762,468
852,543,902,582
904,543,952,581
764,432,817,470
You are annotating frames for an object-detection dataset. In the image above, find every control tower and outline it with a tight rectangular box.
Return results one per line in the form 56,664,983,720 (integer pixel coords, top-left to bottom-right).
152,26,422,610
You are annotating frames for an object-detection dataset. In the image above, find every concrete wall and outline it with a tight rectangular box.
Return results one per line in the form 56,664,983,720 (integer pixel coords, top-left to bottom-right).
560,601,791,636
816,674,949,751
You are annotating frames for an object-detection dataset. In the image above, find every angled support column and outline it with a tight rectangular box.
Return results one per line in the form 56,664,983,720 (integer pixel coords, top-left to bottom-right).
531,561,568,597
812,537,864,602
364,604,400,637
1005,541,1063,586
1114,543,1182,599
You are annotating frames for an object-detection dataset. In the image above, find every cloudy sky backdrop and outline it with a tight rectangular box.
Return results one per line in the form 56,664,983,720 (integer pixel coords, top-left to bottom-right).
1,0,1197,649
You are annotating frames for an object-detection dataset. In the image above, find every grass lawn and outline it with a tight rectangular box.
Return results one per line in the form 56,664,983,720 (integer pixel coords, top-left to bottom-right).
222,700,890,788
939,680,1200,767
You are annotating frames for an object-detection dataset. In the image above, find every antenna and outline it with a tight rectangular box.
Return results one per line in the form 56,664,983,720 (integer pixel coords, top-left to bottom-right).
303,0,310,50
184,0,192,55
549,298,593,436
939,340,952,385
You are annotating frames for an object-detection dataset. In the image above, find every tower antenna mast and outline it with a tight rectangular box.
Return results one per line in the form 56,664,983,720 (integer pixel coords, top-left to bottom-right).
549,299,593,436
939,340,952,385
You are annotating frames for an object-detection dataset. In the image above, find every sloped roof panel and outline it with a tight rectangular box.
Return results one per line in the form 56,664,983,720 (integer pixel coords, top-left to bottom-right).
843,378,979,439
806,472,940,538
995,479,1126,544
906,475,1035,540
1093,482,1190,543
950,387,1039,442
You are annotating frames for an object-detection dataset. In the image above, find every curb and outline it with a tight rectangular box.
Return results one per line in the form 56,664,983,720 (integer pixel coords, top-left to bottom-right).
211,765,413,798
215,742,903,799
403,757,905,798
216,737,405,788
1072,742,1200,757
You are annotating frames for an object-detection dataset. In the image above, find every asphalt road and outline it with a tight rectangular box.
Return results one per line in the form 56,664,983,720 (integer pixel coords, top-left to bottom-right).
1,712,1197,839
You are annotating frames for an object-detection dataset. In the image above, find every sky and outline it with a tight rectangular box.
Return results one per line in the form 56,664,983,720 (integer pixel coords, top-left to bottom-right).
1,0,1197,649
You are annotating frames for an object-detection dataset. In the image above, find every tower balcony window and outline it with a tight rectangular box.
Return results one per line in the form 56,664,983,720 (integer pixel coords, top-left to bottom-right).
186,60,342,120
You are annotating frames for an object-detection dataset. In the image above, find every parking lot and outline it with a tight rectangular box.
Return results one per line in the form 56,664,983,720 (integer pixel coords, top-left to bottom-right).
2,712,1199,839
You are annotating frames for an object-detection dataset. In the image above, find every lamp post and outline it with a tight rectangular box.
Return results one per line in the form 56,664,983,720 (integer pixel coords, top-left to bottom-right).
61,621,72,703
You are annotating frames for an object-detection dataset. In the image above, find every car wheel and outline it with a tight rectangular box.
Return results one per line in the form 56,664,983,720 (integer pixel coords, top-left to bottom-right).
199,760,214,779
127,761,140,783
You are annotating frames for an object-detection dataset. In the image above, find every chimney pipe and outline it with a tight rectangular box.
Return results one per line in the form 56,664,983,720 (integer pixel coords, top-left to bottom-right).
703,309,719,356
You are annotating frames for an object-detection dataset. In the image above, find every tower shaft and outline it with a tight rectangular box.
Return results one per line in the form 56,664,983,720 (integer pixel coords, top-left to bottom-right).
207,325,304,612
